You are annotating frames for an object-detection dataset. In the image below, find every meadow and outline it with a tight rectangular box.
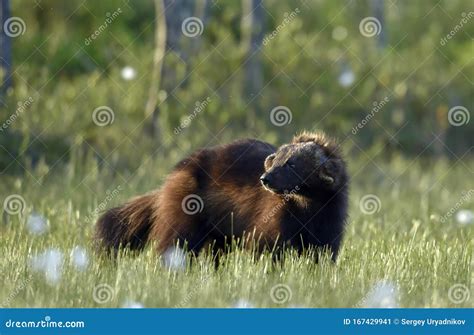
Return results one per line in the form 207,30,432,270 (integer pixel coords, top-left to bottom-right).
1,151,472,308
0,0,472,310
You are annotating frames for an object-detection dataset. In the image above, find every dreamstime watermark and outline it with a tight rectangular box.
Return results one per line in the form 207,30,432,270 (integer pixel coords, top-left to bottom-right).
440,189,473,223
263,8,300,45
174,274,212,307
270,284,292,304
5,316,85,329
440,12,474,46
3,194,26,216
448,106,470,126
174,97,212,135
359,194,381,215
92,106,115,126
359,17,382,37
448,284,470,304
3,16,26,37
0,96,34,132
84,185,122,223
84,8,122,45
270,106,292,126
262,186,300,224
181,194,204,215
182,17,204,37
351,97,389,135
0,275,32,307
93,283,114,304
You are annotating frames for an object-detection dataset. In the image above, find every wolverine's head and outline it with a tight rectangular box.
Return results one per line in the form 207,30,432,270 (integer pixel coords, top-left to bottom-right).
260,131,348,198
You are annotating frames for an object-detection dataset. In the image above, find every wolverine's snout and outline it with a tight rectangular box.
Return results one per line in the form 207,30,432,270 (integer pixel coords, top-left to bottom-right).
260,171,286,194
259,173,270,186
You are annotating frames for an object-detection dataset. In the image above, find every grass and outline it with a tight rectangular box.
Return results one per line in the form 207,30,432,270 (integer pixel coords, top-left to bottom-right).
0,153,472,308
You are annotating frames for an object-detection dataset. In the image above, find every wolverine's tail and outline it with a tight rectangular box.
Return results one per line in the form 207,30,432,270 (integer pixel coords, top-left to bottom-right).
95,192,157,252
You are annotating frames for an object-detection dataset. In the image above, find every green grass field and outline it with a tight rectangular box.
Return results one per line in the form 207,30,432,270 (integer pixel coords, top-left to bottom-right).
0,153,472,308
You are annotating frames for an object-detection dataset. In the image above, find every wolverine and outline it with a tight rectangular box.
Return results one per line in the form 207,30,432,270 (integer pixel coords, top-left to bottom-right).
96,131,349,260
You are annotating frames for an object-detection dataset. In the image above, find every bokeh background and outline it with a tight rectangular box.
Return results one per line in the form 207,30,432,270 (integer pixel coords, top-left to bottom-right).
1,0,472,174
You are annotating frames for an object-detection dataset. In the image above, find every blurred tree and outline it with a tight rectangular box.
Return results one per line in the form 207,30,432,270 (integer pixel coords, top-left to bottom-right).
145,0,167,139
371,0,386,49
0,0,12,100
241,0,264,127
148,0,209,139
2,0,472,170
164,0,208,89
163,0,194,90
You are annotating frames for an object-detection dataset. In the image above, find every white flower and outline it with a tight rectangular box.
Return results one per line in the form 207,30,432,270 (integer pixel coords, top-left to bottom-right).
338,69,355,87
30,248,63,285
456,210,474,225
26,213,48,235
120,66,137,81
361,281,399,308
232,299,255,308
70,246,89,271
162,247,187,271
121,300,144,308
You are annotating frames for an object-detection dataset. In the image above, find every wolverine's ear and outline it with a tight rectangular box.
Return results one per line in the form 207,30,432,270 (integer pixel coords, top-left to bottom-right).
319,160,341,185
319,172,335,184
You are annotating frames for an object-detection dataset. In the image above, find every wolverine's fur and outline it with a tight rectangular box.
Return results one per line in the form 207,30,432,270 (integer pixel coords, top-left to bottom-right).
96,131,349,260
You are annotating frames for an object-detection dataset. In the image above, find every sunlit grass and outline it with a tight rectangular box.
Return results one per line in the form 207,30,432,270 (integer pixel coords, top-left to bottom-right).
0,156,472,308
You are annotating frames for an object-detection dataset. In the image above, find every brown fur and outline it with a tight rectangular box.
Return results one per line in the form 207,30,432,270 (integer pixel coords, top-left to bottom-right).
96,132,349,260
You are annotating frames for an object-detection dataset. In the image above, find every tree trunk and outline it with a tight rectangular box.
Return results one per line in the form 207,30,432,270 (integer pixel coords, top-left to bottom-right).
145,0,167,139
0,0,12,100
241,0,264,128
371,0,386,49
162,0,208,90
